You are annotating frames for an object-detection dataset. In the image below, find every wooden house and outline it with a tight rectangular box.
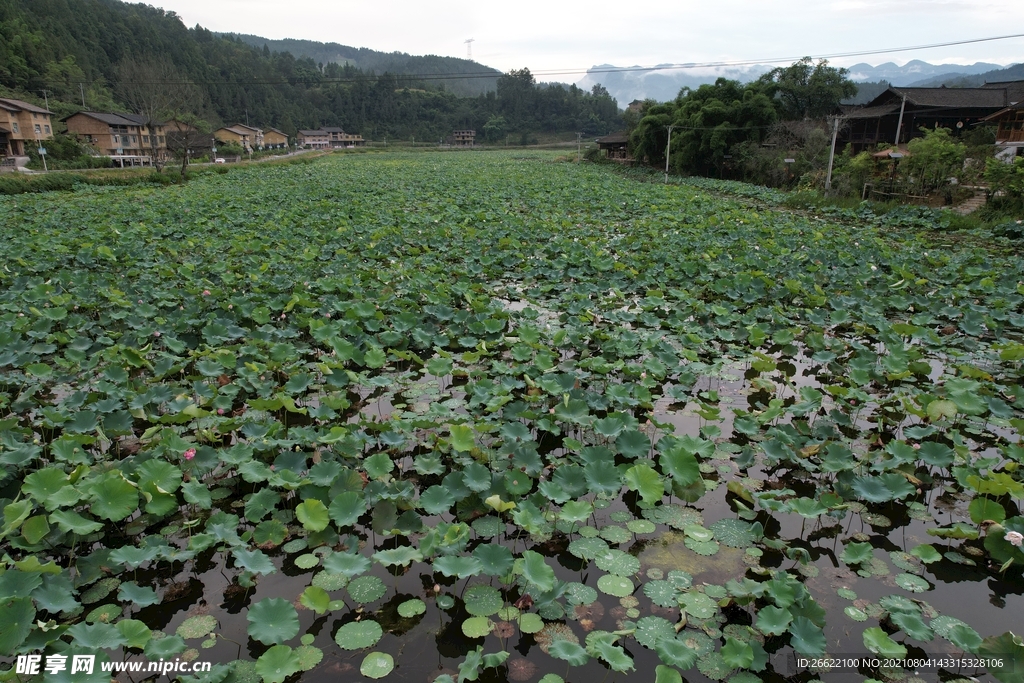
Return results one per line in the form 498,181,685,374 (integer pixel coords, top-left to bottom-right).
841,82,1023,152
0,97,54,159
595,131,630,160
297,130,330,149
232,124,265,149
63,111,166,162
264,128,289,149
322,127,365,148
164,120,213,157
215,125,258,152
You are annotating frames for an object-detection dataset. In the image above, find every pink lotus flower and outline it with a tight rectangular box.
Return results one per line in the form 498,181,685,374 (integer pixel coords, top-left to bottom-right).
1006,531,1024,547
153,331,161,337
202,290,211,296
183,448,196,461
217,408,225,415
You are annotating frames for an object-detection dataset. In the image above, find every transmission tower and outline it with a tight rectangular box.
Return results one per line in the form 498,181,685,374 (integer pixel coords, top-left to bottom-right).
465,38,475,60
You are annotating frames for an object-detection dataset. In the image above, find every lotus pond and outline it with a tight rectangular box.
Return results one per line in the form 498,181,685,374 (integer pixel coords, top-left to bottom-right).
0,151,1023,683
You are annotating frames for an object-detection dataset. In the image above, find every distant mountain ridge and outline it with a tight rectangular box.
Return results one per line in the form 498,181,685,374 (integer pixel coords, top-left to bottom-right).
577,59,1018,105
844,59,1003,84
908,62,1024,88
227,34,500,97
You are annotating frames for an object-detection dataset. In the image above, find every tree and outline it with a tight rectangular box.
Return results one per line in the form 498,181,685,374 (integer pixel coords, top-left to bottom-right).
630,79,779,176
164,114,212,177
757,57,857,120
905,127,966,192
116,58,203,171
984,156,1024,215
497,68,536,129
482,115,508,143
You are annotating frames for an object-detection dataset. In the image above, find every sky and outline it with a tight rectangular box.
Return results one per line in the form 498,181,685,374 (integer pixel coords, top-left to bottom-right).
152,0,1024,76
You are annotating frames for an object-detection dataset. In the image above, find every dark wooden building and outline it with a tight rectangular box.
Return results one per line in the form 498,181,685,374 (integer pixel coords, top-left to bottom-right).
595,131,630,160
840,81,1024,152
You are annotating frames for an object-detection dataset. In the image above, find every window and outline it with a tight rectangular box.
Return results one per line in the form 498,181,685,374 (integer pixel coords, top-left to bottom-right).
143,136,149,144
158,136,165,144
34,124,41,134
44,125,50,134
113,135,120,144
131,135,137,143
11,122,18,134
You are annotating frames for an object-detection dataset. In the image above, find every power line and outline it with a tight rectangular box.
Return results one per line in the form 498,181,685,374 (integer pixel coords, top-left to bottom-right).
45,31,1024,89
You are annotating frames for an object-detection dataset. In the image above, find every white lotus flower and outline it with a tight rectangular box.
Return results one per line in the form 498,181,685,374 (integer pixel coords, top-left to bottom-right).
1006,531,1024,547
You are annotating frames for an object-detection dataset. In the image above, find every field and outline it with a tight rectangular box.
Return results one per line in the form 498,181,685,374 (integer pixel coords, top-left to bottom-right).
0,151,1022,683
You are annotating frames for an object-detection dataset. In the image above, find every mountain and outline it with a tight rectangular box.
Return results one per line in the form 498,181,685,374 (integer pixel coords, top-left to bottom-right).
579,59,1011,105
227,34,500,97
907,62,1024,88
0,0,619,142
843,60,1003,85
576,64,775,105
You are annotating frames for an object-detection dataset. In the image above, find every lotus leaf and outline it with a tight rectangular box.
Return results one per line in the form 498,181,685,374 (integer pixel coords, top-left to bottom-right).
246,599,299,645
397,599,426,618
360,652,395,680
464,585,503,616
335,620,383,650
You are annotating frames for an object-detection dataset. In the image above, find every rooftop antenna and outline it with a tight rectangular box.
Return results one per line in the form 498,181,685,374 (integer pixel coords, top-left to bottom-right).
464,38,475,60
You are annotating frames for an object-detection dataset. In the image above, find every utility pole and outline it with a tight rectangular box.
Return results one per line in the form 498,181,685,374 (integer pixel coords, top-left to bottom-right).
40,90,50,112
893,93,907,146
664,125,675,183
825,116,840,191
79,83,86,108
576,132,582,163
35,130,47,172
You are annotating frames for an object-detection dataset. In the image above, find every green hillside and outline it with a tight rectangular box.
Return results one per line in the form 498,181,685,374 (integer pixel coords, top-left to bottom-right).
0,0,619,140
227,34,500,97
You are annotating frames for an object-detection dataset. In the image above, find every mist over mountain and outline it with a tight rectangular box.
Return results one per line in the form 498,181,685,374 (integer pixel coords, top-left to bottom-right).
907,62,1024,87
576,59,1014,105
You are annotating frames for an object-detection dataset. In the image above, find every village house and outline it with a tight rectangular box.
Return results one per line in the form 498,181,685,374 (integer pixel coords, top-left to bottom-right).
63,111,167,164
979,80,1024,161
322,127,365,147
841,81,1024,152
263,127,289,149
595,131,631,161
233,123,265,149
297,130,330,149
0,97,55,162
983,103,1024,156
452,129,476,146
164,120,214,159
215,125,258,152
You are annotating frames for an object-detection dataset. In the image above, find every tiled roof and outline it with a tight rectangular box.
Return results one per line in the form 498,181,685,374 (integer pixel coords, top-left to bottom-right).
298,129,327,135
872,86,1008,108
842,103,901,119
596,131,629,144
0,97,52,114
219,126,252,136
981,102,1024,122
63,111,150,126
981,79,1024,105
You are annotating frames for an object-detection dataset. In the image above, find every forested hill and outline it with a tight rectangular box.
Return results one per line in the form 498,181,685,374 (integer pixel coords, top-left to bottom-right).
227,34,500,97
0,0,620,141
